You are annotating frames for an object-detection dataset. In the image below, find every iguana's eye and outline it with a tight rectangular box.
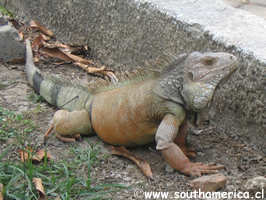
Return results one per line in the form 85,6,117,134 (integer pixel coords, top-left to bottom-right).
201,57,216,66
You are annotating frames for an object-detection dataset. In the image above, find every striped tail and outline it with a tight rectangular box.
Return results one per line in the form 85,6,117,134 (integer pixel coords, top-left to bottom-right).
25,39,92,111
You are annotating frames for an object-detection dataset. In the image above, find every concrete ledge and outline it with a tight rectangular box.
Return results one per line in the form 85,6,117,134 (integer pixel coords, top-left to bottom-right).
1,0,265,151
0,18,25,63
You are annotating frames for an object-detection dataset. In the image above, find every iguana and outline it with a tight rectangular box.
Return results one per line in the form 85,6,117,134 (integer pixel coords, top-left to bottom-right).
25,39,238,176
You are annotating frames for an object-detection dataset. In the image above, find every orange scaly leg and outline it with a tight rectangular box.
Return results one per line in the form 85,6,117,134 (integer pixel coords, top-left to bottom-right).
161,143,224,176
157,114,224,176
55,133,76,143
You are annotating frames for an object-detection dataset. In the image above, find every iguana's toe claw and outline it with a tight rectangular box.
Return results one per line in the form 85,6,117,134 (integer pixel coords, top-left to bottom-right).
43,125,54,143
105,71,118,83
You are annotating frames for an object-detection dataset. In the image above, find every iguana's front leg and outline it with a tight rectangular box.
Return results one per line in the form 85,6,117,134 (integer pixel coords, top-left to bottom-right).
156,114,224,176
174,120,196,158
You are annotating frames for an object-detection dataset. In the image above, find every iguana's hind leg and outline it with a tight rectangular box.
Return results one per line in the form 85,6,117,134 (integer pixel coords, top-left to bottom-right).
56,133,80,143
174,120,196,158
44,110,94,143
111,146,153,179
44,123,81,143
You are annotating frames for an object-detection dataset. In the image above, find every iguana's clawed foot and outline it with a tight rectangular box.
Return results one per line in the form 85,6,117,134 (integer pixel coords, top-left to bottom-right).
44,125,54,143
44,124,81,143
56,133,81,143
182,162,224,177
160,143,224,177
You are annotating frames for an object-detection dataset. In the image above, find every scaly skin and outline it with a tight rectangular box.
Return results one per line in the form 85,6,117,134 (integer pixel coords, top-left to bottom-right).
25,39,238,176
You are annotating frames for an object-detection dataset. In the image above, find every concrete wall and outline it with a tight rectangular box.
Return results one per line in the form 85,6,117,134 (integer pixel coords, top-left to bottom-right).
1,0,265,151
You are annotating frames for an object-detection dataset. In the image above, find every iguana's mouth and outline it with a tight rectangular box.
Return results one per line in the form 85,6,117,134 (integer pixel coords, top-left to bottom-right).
210,61,238,103
216,61,238,87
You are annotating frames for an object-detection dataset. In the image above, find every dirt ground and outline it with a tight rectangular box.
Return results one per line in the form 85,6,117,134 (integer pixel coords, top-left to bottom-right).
0,60,265,200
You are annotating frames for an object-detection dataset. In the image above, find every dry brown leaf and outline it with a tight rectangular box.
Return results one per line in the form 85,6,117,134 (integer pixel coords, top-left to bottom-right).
34,56,40,63
41,47,117,81
64,52,94,65
33,178,46,200
58,44,86,55
10,18,24,30
33,31,117,82
30,20,54,37
0,183,3,200
18,31,24,41
111,146,153,179
32,35,44,50
40,33,51,41
19,147,52,163
19,147,33,162
54,42,71,50
32,149,52,162
40,47,73,62
41,41,58,49
41,41,79,54
74,62,105,73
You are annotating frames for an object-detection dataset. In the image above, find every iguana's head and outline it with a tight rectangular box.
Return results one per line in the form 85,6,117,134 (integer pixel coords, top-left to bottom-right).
181,52,238,112
154,52,238,114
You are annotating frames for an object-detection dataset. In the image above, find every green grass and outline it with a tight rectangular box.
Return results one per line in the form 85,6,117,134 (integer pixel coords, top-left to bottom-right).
27,92,45,104
0,106,36,142
0,5,13,17
0,146,125,200
0,106,126,199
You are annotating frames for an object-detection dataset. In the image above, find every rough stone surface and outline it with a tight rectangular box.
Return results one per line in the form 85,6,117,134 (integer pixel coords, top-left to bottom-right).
0,17,25,63
224,0,266,19
190,173,227,192
244,176,266,192
0,0,265,152
241,4,266,19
